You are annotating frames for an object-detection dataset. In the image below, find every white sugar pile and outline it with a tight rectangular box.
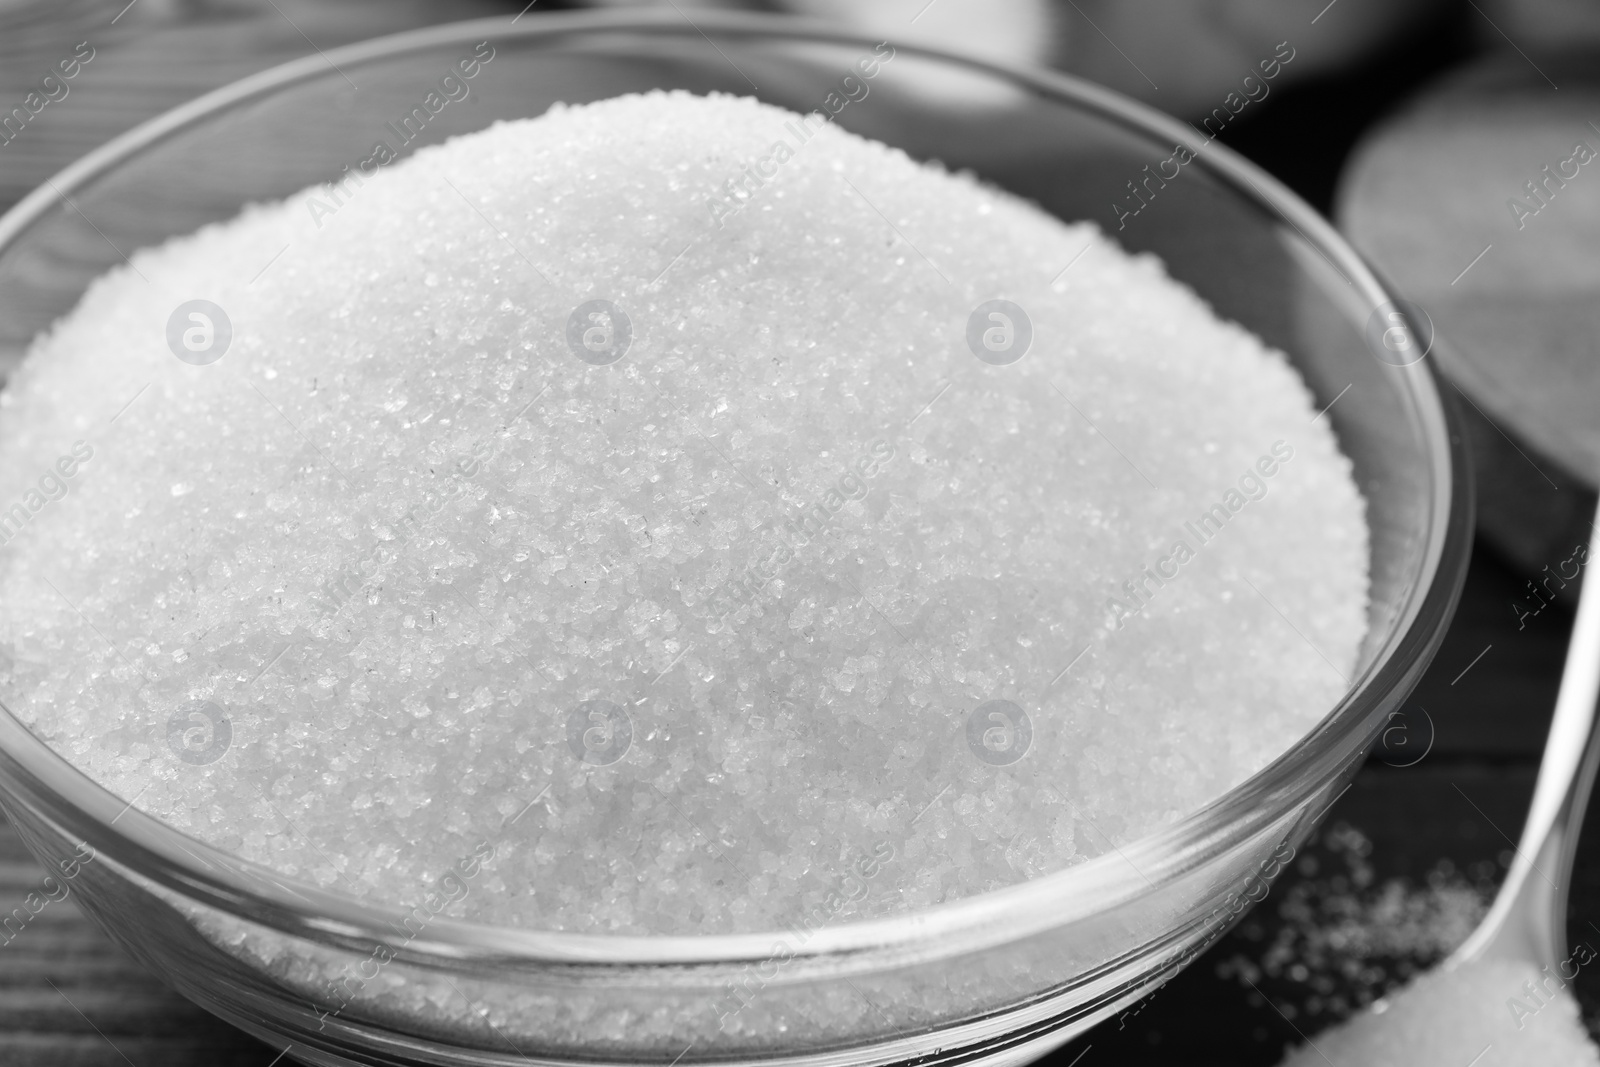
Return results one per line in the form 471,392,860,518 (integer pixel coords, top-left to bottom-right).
0,91,1367,934
1278,957,1600,1066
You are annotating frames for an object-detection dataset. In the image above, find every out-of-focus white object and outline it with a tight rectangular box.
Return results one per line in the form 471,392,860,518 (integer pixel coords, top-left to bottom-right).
1049,0,1445,116
579,0,1054,67
780,0,1056,69
581,0,1055,108
1480,0,1600,51
1340,56,1600,485
577,0,1444,119
793,0,1054,107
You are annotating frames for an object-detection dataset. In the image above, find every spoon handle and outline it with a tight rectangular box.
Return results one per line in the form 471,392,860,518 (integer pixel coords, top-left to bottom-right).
1454,497,1600,969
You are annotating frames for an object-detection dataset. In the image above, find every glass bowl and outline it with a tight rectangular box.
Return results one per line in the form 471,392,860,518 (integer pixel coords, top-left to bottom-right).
0,10,1470,1067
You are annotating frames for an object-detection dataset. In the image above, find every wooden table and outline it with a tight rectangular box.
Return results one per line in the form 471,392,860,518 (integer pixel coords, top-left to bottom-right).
0,1,1589,1063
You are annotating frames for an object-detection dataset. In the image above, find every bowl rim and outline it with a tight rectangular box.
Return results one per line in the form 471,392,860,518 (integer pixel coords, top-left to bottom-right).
0,8,1472,968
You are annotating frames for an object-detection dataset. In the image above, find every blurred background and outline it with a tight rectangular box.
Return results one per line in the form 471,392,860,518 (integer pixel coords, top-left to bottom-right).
1,0,1597,1063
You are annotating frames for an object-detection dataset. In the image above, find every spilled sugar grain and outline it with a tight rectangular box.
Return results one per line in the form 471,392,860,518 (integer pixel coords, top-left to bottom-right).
0,91,1368,934
1221,824,1492,1025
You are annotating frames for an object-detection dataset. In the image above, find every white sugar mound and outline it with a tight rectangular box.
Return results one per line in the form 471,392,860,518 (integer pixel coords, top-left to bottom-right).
1278,957,1600,1066
0,91,1367,934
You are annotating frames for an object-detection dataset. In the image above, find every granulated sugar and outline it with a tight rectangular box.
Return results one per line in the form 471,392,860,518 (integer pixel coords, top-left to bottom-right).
1278,957,1600,1066
0,91,1367,934
1221,824,1492,1025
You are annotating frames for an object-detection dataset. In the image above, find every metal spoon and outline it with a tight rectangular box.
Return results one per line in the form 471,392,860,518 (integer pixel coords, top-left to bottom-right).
1449,495,1600,971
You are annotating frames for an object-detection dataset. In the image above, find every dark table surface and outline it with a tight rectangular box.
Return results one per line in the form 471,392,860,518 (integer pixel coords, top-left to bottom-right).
0,1,1591,1064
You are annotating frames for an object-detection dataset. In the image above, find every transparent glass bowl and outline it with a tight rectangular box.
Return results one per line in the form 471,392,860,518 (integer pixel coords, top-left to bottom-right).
0,11,1470,1067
